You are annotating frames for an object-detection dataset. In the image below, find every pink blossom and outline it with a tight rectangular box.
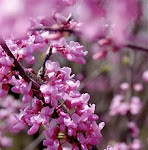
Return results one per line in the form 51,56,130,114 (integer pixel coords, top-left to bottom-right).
128,122,139,138
0,135,12,147
27,123,40,135
129,139,142,150
109,95,128,116
133,83,143,92
120,82,129,90
104,145,113,150
106,0,140,45
0,96,21,147
0,1,145,149
142,70,148,83
112,142,129,150
63,0,77,6
93,50,107,60
130,96,142,115
0,0,72,37
51,38,87,64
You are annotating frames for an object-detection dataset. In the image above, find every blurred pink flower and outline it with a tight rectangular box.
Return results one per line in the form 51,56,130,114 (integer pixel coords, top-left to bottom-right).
142,70,148,83
130,96,142,115
133,83,143,92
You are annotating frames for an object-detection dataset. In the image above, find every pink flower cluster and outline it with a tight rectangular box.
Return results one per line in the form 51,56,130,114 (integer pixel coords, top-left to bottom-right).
106,0,140,45
112,139,142,150
0,95,21,147
5,17,86,65
0,18,95,148
51,38,87,64
13,60,104,149
109,95,142,116
0,0,146,149
110,81,143,116
0,48,14,98
109,81,143,150
109,118,142,150
6,37,45,64
128,122,139,138
0,0,141,48
0,0,76,37
110,121,141,150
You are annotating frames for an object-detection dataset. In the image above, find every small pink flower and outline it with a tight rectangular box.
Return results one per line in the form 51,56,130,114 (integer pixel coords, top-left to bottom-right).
129,139,142,150
51,38,87,64
130,96,142,115
128,122,139,138
142,70,148,83
120,82,129,90
133,83,143,92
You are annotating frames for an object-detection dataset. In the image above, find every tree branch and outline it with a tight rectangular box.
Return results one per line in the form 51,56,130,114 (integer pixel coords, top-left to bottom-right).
30,27,74,33
126,44,148,52
31,26,148,54
24,133,44,150
0,38,44,102
0,38,100,150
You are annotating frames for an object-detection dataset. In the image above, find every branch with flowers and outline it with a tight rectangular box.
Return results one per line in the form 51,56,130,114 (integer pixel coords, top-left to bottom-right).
0,37,103,149
0,0,147,150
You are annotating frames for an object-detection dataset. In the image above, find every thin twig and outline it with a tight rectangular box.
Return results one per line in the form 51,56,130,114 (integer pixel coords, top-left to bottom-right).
31,27,148,53
37,47,52,78
30,27,74,33
125,51,135,102
24,133,44,150
25,69,44,85
126,44,148,53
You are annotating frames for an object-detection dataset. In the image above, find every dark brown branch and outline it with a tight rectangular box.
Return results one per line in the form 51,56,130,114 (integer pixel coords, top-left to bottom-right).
31,26,148,54
30,27,74,33
0,38,44,102
0,38,31,84
25,69,44,85
126,44,148,52
31,27,148,53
